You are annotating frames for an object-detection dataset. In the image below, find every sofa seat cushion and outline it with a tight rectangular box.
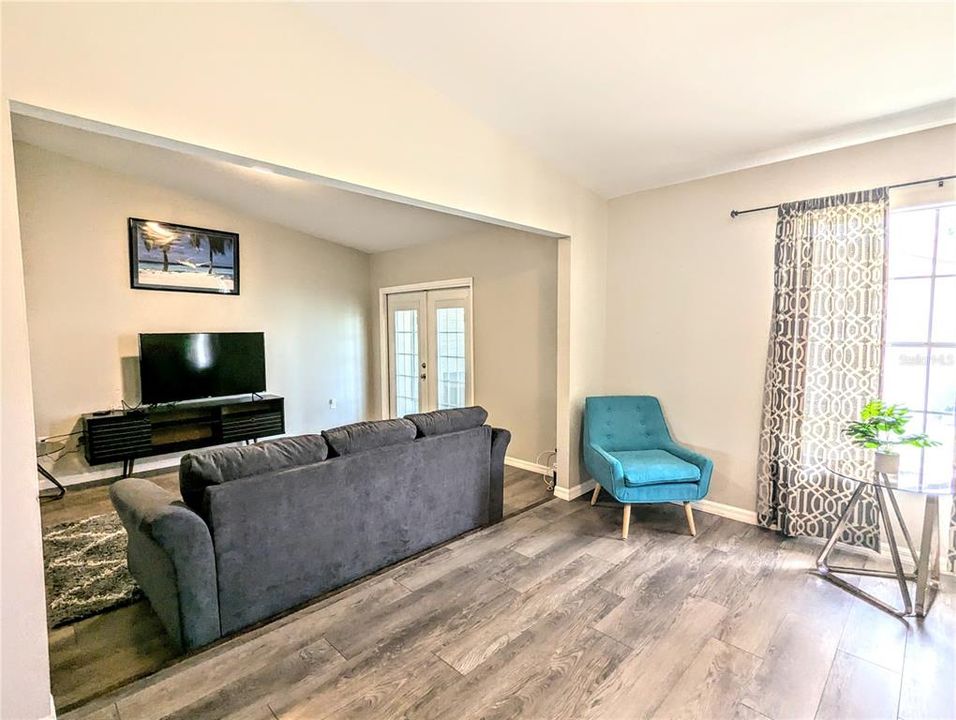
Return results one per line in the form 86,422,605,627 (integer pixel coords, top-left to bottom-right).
181,434,328,511
610,449,701,487
322,418,417,457
405,406,489,437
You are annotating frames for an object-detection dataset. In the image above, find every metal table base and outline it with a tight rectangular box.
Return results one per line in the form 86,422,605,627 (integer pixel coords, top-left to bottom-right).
812,473,940,618
37,462,67,500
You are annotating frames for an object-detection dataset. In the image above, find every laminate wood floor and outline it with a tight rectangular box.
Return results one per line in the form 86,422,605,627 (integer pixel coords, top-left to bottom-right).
502,465,554,517
58,494,955,720
42,465,553,712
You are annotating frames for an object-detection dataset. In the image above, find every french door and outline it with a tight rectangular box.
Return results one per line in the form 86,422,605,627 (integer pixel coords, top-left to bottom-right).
385,285,472,418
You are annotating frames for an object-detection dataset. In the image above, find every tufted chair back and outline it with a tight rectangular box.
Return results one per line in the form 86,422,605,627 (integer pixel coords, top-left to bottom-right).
584,396,671,452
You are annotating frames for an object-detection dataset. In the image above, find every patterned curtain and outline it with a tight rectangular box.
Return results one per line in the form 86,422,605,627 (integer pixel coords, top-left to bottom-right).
756,188,888,550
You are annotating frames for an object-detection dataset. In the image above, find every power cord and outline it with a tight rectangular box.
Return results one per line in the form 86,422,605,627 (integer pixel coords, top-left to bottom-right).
535,449,557,493
39,429,83,441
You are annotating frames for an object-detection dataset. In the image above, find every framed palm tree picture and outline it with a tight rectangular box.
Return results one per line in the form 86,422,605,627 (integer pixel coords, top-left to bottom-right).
128,218,239,295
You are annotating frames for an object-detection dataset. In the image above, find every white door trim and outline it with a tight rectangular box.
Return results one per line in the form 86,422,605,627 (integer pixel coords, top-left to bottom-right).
379,277,474,295
386,291,429,418
379,278,474,419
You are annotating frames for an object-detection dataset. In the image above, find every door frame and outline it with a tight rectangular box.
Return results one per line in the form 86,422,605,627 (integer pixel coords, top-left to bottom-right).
378,277,474,418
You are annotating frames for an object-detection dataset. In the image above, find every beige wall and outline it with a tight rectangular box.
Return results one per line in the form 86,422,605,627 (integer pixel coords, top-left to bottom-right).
606,124,956,513
1,2,608,496
1,4,602,714
369,228,558,463
1,104,52,719
1,6,951,717
15,142,370,485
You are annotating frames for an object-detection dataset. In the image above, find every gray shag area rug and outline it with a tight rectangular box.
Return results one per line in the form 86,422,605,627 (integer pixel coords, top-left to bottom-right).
43,513,142,627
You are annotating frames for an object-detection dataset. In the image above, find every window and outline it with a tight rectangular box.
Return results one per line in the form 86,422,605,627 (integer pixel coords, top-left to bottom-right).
435,307,466,410
392,309,420,417
882,204,956,490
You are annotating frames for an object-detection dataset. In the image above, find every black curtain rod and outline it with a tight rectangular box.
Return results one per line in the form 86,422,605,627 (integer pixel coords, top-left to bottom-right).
730,174,956,219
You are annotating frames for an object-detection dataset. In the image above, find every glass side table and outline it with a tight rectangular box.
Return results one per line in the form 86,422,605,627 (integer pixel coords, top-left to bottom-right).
814,460,953,618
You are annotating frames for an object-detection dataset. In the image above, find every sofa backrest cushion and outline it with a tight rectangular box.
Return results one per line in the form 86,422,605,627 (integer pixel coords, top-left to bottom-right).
322,418,417,457
180,434,328,511
405,406,489,438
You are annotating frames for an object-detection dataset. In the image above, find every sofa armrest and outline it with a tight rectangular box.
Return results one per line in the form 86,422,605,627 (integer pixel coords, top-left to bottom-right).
663,442,714,495
584,443,624,494
489,427,511,524
110,478,220,651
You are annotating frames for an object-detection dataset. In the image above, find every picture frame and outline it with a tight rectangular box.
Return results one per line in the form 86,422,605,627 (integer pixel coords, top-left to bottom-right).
128,218,240,295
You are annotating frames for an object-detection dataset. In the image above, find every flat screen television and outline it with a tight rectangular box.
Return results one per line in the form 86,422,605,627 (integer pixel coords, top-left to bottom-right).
139,332,266,404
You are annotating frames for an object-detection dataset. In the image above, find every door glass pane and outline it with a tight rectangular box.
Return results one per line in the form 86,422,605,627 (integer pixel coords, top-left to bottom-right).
885,278,931,343
436,307,465,410
393,309,419,416
888,209,936,277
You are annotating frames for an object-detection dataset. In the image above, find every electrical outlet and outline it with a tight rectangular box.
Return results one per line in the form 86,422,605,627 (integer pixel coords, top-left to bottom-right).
328,398,337,410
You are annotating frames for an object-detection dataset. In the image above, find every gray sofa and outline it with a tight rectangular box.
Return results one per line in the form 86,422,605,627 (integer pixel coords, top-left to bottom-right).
110,406,510,651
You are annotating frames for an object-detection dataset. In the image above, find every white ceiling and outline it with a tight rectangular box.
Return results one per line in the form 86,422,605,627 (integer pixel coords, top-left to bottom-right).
11,115,500,254
312,2,956,198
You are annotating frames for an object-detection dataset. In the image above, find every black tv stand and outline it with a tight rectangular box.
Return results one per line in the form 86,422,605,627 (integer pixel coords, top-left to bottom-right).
83,394,285,477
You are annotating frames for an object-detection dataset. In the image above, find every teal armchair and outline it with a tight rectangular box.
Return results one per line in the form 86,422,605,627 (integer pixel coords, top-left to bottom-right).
583,396,713,539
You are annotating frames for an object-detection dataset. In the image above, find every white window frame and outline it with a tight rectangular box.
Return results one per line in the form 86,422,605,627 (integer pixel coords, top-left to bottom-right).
882,201,956,488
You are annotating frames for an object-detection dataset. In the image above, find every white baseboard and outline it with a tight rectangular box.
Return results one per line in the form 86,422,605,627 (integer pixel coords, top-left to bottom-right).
505,456,553,477
38,433,297,492
38,455,182,492
513,463,953,573
552,476,759,524
55,454,560,490
554,478,596,502
876,540,956,576
688,498,759,526
689,502,955,577
892,546,917,568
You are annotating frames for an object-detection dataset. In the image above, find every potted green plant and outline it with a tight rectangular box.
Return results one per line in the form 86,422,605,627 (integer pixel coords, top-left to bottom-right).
844,400,939,474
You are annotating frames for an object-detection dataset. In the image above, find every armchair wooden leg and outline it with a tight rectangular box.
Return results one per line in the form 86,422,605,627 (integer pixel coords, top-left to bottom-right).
590,483,601,506
684,502,697,536
622,504,631,540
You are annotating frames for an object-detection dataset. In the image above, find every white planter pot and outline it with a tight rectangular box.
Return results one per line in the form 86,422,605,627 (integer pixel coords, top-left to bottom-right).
874,451,900,475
